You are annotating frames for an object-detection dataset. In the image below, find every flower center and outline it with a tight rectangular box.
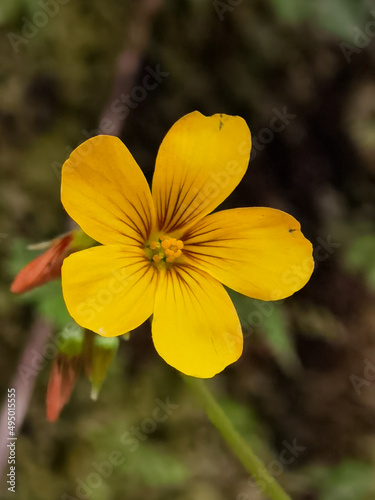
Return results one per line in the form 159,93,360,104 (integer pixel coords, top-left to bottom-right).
145,236,184,264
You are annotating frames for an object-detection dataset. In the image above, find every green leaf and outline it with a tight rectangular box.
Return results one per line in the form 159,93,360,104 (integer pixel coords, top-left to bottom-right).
263,304,301,373
228,290,299,374
308,460,375,500
119,443,188,487
0,1,23,24
19,280,71,329
343,233,375,290
268,0,368,41
10,278,71,330
268,0,308,23
8,238,39,277
219,396,267,455
314,0,365,40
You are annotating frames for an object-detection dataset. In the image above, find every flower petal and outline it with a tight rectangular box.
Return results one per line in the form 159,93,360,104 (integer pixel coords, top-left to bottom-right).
183,208,314,301
152,112,251,234
152,265,243,378
62,246,157,336
62,135,156,246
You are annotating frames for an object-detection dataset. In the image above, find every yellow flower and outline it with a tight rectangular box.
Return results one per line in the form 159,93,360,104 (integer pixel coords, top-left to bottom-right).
61,111,313,378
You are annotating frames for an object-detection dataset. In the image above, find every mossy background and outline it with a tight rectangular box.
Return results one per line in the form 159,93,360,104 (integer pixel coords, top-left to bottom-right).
2,0,375,498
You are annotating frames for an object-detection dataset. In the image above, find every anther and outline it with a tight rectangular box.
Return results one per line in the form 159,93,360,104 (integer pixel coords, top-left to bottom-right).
161,240,171,249
146,236,184,264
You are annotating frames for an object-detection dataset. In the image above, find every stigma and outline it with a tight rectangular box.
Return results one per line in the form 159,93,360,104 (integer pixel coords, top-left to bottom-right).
146,237,184,264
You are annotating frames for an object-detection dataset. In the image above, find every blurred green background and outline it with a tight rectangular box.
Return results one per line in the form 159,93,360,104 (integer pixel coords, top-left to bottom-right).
2,0,375,498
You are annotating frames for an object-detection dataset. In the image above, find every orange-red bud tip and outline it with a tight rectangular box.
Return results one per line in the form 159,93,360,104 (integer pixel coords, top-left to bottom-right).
11,234,73,294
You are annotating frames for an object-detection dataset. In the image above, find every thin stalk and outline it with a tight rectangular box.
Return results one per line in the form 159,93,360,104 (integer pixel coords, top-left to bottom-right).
184,376,292,500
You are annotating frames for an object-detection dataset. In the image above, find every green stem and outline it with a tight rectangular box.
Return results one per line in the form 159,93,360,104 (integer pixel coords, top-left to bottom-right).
184,376,292,500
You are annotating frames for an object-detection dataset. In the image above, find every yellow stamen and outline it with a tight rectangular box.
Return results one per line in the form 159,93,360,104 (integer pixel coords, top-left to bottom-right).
161,239,171,249
146,236,184,265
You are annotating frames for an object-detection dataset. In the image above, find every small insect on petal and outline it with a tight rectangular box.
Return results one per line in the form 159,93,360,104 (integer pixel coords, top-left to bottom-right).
59,113,313,378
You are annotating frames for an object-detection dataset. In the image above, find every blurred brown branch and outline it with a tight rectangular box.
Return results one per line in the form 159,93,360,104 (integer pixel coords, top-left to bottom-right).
0,0,164,482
